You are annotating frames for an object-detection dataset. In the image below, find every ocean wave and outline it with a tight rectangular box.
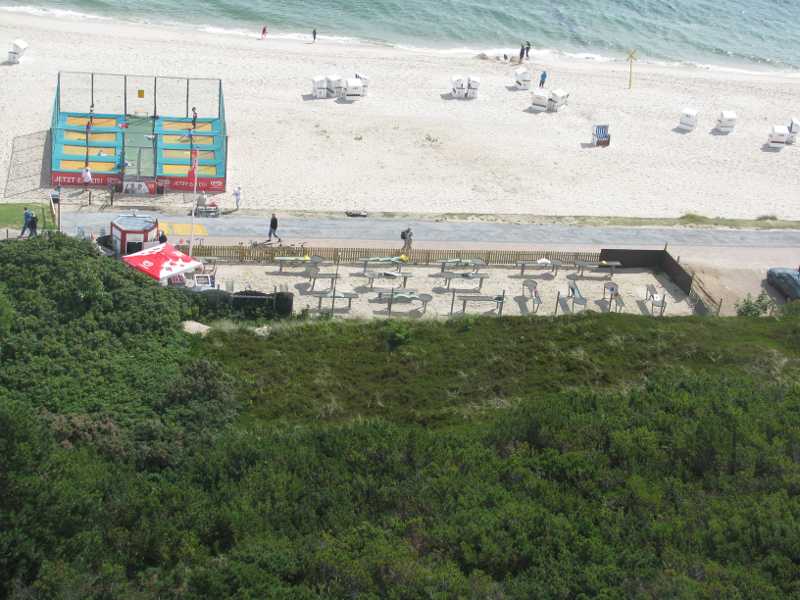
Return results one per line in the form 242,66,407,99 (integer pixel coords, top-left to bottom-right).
0,4,112,20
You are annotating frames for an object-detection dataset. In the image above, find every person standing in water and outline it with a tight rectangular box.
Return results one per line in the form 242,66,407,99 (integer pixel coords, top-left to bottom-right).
261,25,267,39
525,41,531,59
518,43,525,64
312,28,317,43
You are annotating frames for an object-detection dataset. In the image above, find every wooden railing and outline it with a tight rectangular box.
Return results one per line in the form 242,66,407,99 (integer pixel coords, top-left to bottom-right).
176,243,601,267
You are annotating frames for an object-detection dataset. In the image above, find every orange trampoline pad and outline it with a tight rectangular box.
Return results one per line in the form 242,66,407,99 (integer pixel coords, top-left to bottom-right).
163,134,215,145
66,116,118,127
162,164,217,176
59,160,118,172
163,149,216,159
62,145,117,157
162,121,213,131
64,131,117,142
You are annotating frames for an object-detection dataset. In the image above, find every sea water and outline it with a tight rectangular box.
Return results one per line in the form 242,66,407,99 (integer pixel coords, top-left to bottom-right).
1,0,798,70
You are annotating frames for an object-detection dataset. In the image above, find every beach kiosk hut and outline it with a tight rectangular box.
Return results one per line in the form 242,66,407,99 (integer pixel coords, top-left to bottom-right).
342,77,364,99
466,76,481,99
326,75,344,98
451,75,467,99
7,39,28,64
312,76,327,99
767,125,790,149
514,68,531,90
530,89,549,112
110,213,159,257
547,89,569,112
716,111,737,133
678,108,699,131
354,72,369,96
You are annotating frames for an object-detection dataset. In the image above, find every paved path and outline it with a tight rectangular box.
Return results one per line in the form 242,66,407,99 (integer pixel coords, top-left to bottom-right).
58,210,800,248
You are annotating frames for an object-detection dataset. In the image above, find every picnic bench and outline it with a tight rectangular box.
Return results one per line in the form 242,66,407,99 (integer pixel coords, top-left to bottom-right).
359,256,404,275
575,259,622,278
364,270,413,289
566,281,586,312
516,259,562,277
375,290,432,315
303,266,339,291
522,279,542,313
275,255,324,273
442,271,489,291
375,288,416,300
312,290,359,311
438,258,487,273
456,292,506,316
193,205,220,218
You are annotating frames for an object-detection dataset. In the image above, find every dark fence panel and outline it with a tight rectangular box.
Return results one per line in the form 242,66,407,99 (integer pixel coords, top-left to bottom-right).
599,248,665,269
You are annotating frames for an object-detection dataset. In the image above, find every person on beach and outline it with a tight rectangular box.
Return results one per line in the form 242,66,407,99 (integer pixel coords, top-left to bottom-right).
82,166,93,191
519,43,525,64
268,213,282,243
539,70,547,88
261,25,267,39
233,185,242,210
191,107,198,130
158,230,168,244
312,28,317,43
401,227,413,253
525,41,531,59
19,207,32,238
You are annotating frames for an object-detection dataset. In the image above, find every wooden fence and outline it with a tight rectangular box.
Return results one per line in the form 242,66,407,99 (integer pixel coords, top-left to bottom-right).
176,243,602,267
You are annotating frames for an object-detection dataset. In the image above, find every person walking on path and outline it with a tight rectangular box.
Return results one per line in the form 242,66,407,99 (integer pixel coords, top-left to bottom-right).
539,70,547,88
312,28,317,43
268,213,282,243
518,43,525,64
525,41,531,59
27,211,38,238
82,166,93,191
19,207,32,238
401,227,413,254
233,185,242,210
261,25,267,39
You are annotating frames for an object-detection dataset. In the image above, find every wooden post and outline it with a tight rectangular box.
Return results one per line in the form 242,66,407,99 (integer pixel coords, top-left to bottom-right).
554,290,560,315
450,289,456,316
627,49,638,90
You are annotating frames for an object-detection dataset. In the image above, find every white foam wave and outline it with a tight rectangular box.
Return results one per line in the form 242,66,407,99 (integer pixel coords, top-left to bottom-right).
0,4,111,21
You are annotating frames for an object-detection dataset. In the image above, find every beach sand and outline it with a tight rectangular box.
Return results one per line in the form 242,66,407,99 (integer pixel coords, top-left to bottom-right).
1,11,799,219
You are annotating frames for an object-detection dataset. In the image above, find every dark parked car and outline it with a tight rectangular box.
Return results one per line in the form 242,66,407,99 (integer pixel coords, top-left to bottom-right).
767,268,800,301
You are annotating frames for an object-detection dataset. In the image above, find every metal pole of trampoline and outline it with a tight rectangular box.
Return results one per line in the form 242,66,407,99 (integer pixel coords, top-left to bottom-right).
188,148,198,257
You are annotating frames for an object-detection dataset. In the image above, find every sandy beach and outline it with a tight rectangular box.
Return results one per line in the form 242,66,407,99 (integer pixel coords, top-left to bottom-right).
0,11,799,220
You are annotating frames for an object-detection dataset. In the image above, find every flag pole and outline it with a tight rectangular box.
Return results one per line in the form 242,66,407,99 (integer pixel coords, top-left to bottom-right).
188,146,198,257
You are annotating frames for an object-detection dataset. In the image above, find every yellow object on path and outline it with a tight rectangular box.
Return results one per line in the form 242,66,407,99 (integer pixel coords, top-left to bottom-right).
162,164,217,176
160,223,208,236
62,146,116,156
162,134,215,145
64,131,116,142
66,116,118,127
59,160,116,172
163,149,215,159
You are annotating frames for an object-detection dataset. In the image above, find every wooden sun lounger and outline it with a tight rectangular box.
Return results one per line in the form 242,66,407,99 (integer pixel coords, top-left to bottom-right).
375,288,417,300
442,271,489,291
516,259,562,277
360,257,403,274
566,281,586,312
522,279,542,313
303,266,339,291
603,281,624,313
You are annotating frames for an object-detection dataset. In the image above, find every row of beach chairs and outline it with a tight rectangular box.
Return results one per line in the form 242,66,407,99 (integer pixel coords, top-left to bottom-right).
311,73,369,100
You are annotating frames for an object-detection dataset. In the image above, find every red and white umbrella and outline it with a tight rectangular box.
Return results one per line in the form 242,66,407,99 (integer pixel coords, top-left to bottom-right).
122,243,202,281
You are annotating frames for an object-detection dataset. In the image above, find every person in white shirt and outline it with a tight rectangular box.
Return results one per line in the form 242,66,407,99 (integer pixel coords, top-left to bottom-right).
233,185,242,210
82,166,92,190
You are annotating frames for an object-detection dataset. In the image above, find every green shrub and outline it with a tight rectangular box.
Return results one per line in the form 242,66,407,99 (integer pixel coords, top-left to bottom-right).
735,291,774,317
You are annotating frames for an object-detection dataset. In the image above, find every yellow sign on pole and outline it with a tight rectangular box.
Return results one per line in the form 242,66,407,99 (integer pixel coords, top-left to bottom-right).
627,49,638,90
137,89,145,99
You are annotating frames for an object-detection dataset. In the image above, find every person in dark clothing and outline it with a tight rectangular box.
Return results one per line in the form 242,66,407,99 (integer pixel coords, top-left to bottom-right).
191,107,198,130
158,230,168,244
525,41,531,58
519,43,525,63
19,207,32,238
28,212,38,238
539,70,548,88
312,28,317,42
268,213,282,243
